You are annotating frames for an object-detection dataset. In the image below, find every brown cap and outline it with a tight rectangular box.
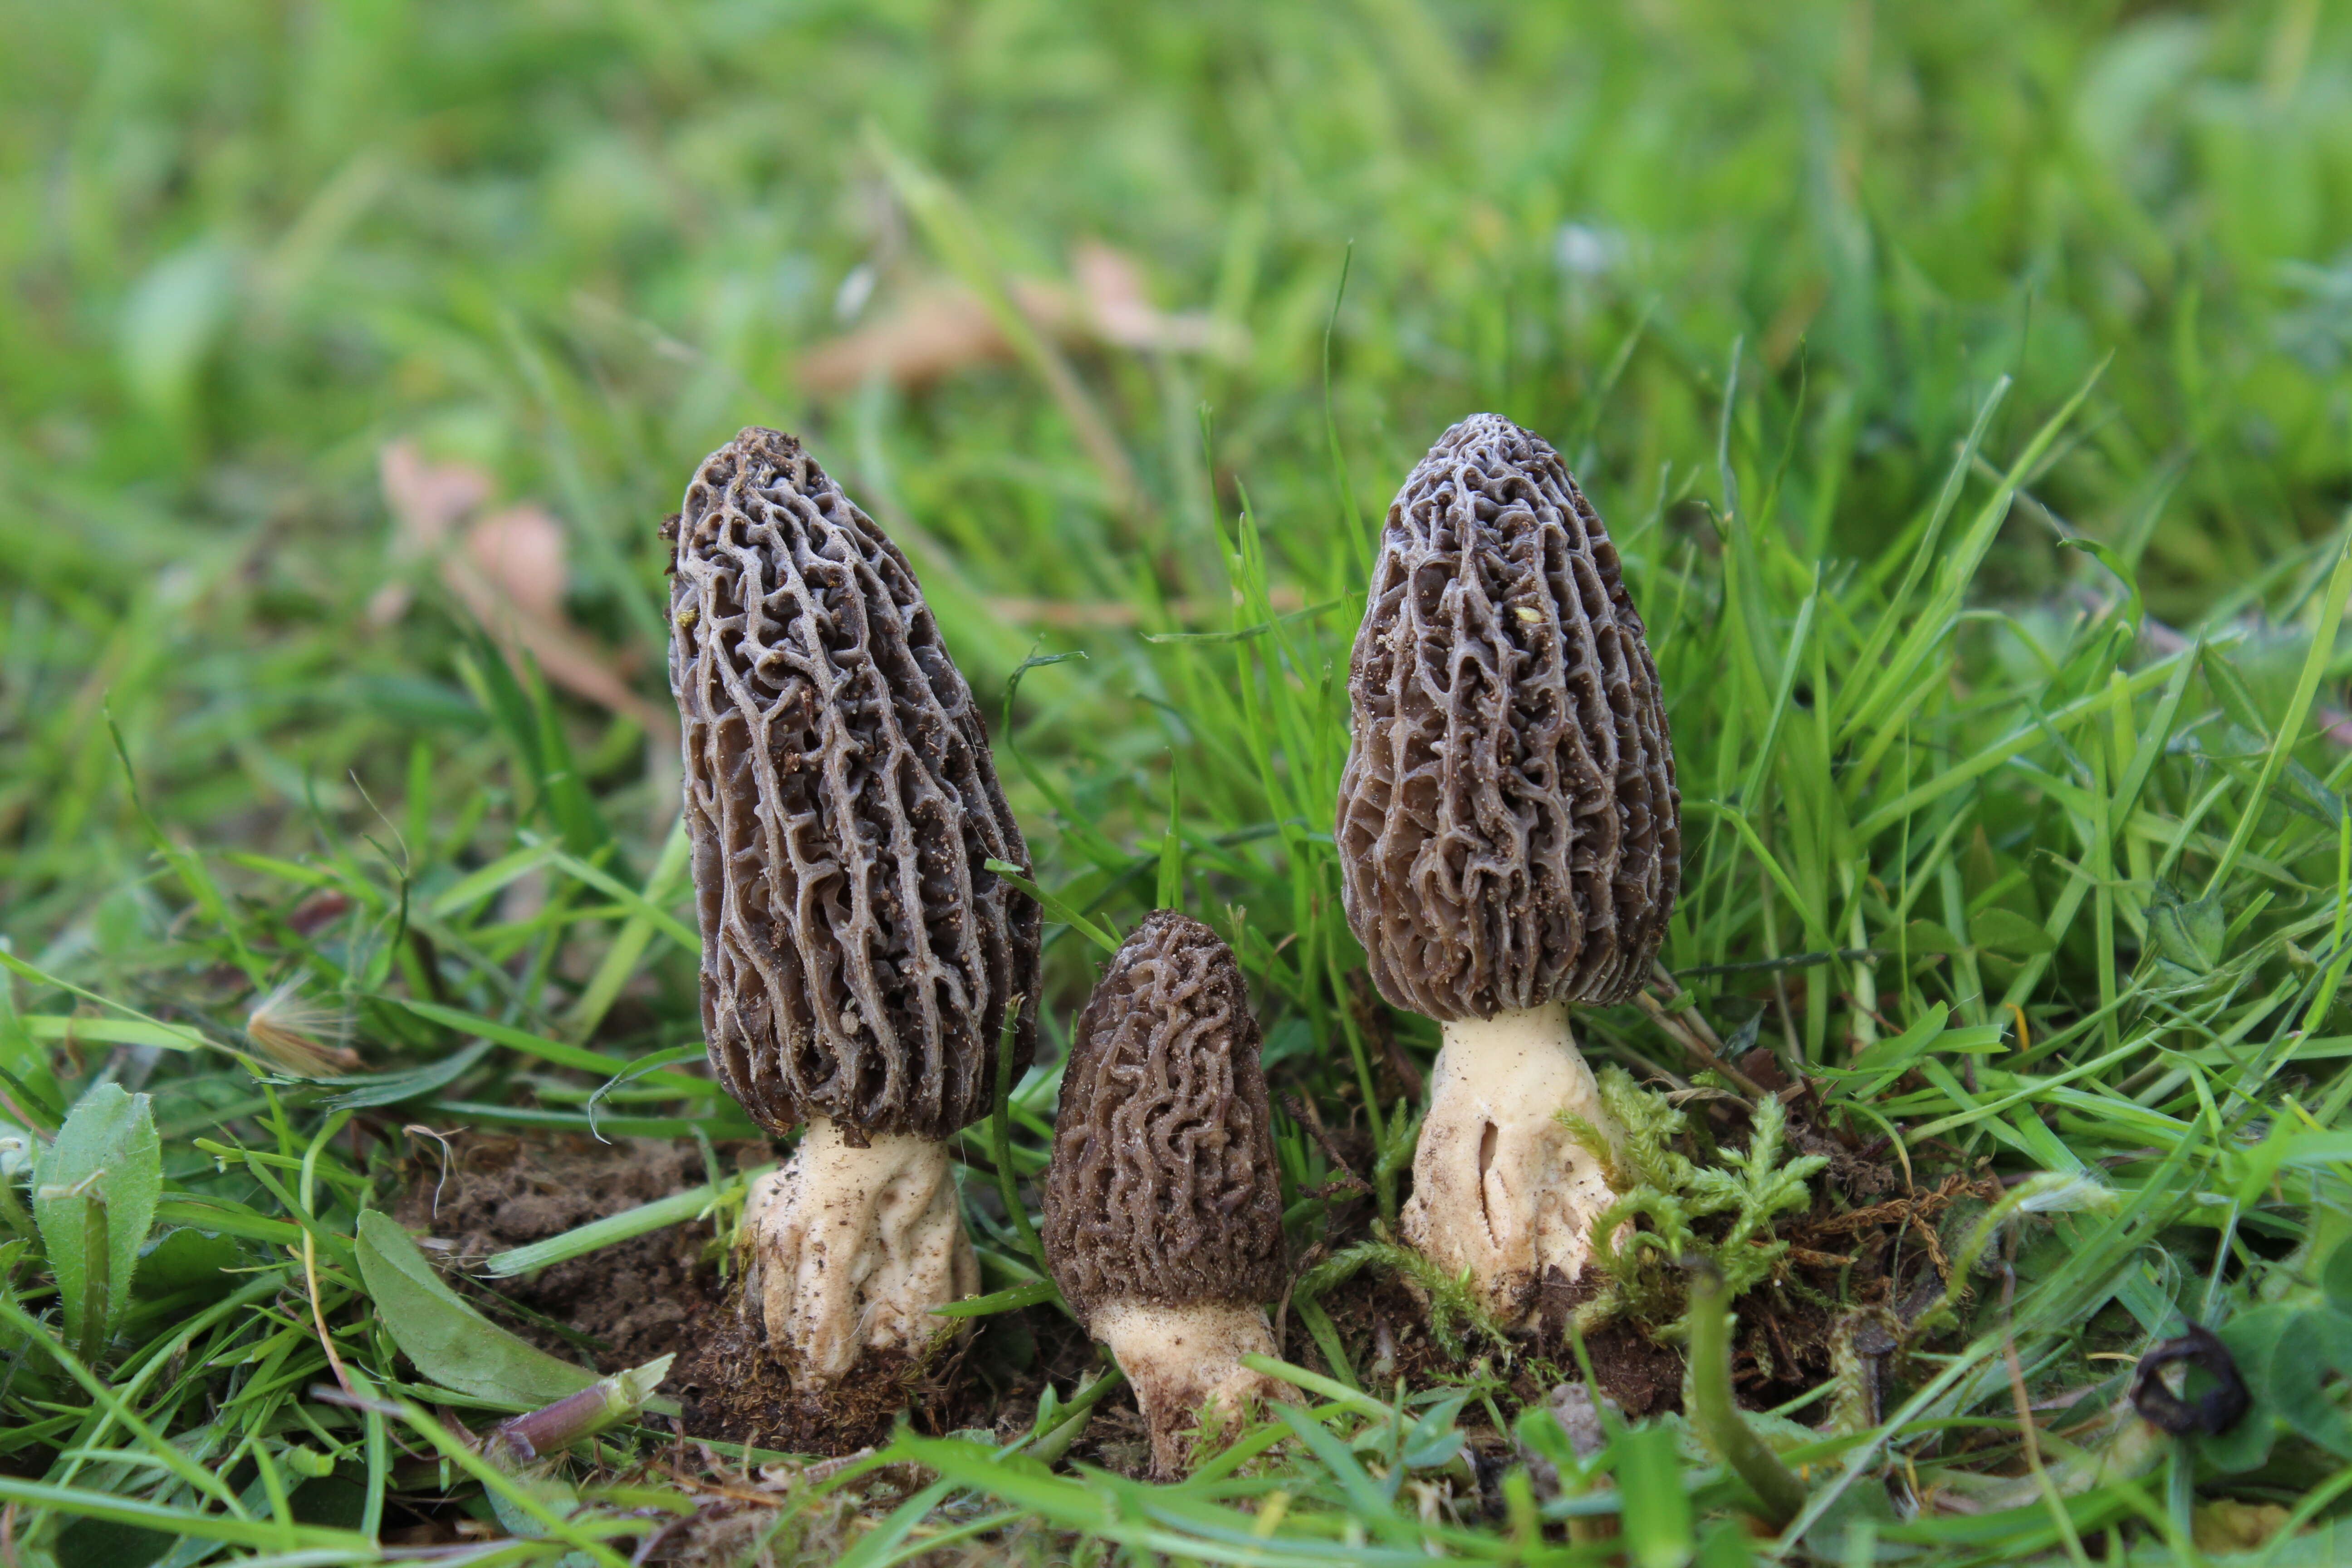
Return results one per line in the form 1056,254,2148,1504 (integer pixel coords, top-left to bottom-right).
1042,911,1286,1322
1335,413,1679,1019
666,427,1040,1142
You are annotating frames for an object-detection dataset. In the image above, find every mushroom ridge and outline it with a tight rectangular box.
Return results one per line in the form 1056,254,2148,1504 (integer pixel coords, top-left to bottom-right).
667,426,1039,1142
1042,910,1285,1323
1335,411,1680,1019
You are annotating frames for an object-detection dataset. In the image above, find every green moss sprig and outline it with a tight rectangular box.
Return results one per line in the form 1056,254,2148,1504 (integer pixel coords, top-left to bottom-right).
1562,1068,1828,1337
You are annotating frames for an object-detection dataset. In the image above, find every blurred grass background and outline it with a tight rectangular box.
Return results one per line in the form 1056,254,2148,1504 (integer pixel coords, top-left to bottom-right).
7,0,2351,942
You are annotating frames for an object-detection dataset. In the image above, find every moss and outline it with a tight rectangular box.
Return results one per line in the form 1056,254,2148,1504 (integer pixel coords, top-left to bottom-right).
1562,1069,1829,1338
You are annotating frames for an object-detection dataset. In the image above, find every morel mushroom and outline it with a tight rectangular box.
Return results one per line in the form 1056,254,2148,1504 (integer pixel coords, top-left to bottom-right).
665,427,1040,1382
1335,412,1679,1324
1043,911,1289,1478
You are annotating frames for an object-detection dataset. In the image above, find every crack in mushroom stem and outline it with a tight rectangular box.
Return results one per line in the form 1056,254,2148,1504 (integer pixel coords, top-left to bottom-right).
1399,1001,1625,1326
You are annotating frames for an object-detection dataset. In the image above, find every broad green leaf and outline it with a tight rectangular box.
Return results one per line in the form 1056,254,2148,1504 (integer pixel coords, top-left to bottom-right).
33,1083,161,1358
2325,1238,2352,1314
2269,1308,2352,1457
1901,920,1966,955
2195,1303,2288,1474
1969,906,2057,958
353,1209,597,1407
2150,880,2224,974
134,1227,245,1299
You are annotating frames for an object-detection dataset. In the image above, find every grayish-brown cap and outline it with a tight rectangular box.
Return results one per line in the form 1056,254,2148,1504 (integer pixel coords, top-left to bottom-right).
1042,911,1286,1323
1335,413,1679,1019
665,427,1040,1142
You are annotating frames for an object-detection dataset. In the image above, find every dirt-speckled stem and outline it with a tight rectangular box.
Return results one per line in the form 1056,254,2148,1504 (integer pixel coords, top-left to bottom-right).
745,1118,978,1382
1093,1300,1285,1480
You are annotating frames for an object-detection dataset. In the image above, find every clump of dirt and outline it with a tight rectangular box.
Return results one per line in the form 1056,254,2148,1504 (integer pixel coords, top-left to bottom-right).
394,1132,743,1372
1531,1269,1687,1416
666,1309,978,1453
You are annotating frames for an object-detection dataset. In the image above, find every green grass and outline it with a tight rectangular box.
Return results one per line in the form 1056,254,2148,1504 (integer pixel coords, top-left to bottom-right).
7,1,2352,1563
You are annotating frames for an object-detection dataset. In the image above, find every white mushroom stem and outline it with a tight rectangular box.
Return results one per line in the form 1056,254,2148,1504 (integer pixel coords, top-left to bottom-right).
1399,1001,1623,1327
1090,1299,1287,1478
744,1117,978,1384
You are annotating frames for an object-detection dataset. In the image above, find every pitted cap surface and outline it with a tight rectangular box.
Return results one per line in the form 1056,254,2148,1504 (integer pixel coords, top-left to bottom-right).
666,427,1039,1141
1042,911,1286,1322
1335,413,1680,1019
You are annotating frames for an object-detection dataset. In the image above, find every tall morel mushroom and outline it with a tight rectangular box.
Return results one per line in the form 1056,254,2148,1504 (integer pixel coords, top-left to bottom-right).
1335,412,1679,1324
664,427,1040,1382
1043,911,1289,1478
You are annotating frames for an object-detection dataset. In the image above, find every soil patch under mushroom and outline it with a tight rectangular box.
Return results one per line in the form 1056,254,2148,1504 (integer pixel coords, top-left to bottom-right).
665,1313,967,1452
393,1132,732,1373
388,1127,1891,1462
392,1132,1106,1455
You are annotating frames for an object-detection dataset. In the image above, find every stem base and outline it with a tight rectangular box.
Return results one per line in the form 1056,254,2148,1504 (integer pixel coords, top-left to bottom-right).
744,1118,978,1385
1092,1299,1282,1479
1399,1003,1622,1326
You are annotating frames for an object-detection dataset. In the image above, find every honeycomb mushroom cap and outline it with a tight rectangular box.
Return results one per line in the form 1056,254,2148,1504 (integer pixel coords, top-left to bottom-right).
1042,911,1286,1323
666,427,1040,1142
1336,412,1679,1020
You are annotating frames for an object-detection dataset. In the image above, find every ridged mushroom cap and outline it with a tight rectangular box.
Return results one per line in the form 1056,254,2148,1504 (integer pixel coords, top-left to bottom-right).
665,427,1040,1142
1335,413,1679,1019
1042,911,1286,1324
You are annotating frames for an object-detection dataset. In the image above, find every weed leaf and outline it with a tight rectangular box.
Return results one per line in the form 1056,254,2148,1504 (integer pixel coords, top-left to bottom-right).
353,1209,598,1406
33,1083,159,1358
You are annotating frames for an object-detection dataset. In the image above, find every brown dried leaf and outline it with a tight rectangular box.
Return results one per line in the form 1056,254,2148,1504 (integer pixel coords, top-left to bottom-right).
461,503,566,625
374,441,675,742
796,245,1243,396
1072,241,1243,357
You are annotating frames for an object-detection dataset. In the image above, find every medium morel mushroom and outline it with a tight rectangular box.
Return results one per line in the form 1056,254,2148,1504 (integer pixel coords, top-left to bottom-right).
1335,412,1680,1324
1043,911,1289,1478
664,427,1040,1383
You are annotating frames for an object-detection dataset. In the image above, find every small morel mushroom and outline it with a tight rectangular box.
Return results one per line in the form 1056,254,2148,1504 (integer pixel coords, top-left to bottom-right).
1043,911,1290,1478
664,427,1040,1383
1335,412,1680,1324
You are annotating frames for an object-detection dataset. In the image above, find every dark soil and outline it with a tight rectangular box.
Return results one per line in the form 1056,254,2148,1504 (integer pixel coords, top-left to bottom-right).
393,1132,736,1372
387,1111,1926,1465
392,1132,1113,1458
1531,1268,1687,1416
665,1309,975,1453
